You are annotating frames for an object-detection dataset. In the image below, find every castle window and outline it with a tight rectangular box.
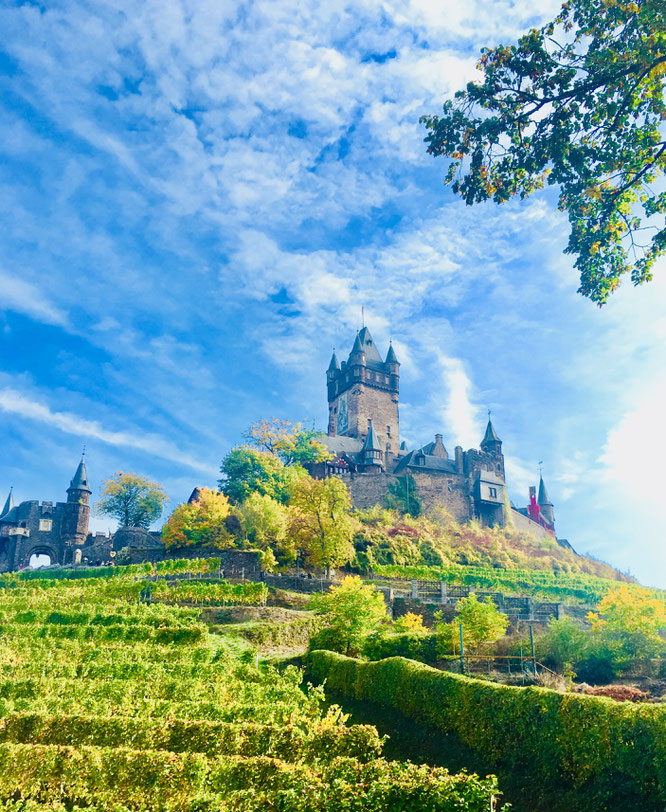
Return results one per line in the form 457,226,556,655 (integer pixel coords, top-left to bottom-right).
39,519,53,532
489,487,497,498
386,426,391,437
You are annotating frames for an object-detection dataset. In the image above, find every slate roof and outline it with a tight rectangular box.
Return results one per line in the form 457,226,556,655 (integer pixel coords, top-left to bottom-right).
327,351,340,372
362,421,382,452
394,449,457,474
68,456,92,493
537,475,553,507
481,419,501,448
0,488,14,519
385,342,399,365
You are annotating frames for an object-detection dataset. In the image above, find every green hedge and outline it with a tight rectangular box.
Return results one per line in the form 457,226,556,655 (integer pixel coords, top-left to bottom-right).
0,712,383,762
0,743,497,811
308,650,666,809
219,615,323,649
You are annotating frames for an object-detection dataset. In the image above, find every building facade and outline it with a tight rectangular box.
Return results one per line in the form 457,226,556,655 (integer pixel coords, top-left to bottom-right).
314,327,560,541
0,455,110,571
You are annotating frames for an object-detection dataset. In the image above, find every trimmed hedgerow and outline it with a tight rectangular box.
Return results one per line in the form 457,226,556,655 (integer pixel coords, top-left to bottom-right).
308,650,666,809
0,712,384,762
0,743,497,812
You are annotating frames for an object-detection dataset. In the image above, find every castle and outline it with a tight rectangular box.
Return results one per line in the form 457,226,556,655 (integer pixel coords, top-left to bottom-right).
0,455,112,571
311,326,559,541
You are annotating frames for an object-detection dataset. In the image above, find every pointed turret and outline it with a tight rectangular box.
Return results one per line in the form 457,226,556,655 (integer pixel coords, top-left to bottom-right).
67,453,92,505
480,419,502,455
362,420,383,468
327,351,340,373
0,487,14,519
537,475,554,526
385,342,399,365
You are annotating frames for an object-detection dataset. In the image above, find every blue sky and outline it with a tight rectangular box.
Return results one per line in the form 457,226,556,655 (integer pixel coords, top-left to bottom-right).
1,0,665,585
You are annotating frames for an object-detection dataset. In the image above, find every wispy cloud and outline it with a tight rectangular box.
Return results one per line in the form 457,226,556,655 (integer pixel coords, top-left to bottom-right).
0,271,69,327
0,389,216,477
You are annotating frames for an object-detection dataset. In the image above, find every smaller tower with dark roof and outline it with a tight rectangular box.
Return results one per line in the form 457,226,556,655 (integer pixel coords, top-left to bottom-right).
537,475,555,527
61,453,92,548
362,420,383,470
480,418,502,456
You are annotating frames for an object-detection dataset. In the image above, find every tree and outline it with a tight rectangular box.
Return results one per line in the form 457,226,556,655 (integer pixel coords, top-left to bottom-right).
288,475,355,575
587,584,666,660
96,472,167,529
453,594,509,653
244,418,332,466
161,488,233,550
219,446,304,504
238,492,295,564
421,0,666,305
310,575,387,654
386,475,422,516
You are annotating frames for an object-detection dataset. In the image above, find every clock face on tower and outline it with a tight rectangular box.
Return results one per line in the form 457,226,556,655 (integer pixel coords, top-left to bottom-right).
337,393,349,433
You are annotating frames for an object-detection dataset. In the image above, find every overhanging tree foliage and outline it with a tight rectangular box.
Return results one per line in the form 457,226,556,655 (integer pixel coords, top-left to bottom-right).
421,0,666,305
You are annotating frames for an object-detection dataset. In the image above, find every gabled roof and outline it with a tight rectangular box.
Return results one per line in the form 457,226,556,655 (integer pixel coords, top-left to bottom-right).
394,449,457,474
537,475,553,507
480,419,501,449
0,487,14,519
68,455,92,493
362,421,382,452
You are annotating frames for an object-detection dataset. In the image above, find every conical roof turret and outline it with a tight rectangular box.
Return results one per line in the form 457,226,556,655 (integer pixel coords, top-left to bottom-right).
385,342,399,364
537,475,552,507
68,453,92,494
327,351,340,373
0,487,14,519
362,420,382,451
351,332,363,354
480,419,501,451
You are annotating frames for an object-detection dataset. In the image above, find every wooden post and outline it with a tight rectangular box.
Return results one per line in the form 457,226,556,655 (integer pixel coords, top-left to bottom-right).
459,624,465,675
530,625,536,676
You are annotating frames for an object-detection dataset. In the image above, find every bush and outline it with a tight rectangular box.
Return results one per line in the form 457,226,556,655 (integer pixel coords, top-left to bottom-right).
308,650,666,809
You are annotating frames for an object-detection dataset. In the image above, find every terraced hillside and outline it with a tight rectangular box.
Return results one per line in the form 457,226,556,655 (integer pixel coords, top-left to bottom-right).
0,560,497,811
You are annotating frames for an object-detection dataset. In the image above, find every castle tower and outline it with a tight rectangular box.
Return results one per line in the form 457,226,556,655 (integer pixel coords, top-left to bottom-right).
326,326,399,450
480,418,502,456
537,475,555,527
61,453,92,547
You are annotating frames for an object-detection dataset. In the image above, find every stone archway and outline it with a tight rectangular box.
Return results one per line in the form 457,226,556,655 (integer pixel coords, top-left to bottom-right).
24,545,58,570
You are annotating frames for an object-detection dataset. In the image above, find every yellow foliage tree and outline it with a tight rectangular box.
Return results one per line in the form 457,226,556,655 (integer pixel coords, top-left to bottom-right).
288,476,354,576
587,584,666,659
162,488,233,550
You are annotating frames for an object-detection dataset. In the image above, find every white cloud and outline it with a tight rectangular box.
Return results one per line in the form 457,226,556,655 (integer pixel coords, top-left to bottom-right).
0,271,69,327
0,389,216,476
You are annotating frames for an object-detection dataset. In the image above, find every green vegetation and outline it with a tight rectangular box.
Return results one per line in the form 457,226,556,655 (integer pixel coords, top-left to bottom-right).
95,472,168,529
421,0,666,305
374,562,638,604
308,650,666,810
309,576,388,655
162,489,234,550
0,560,497,810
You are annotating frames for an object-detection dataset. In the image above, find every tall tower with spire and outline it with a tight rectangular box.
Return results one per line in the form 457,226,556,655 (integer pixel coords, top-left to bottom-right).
60,453,92,548
326,326,399,453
